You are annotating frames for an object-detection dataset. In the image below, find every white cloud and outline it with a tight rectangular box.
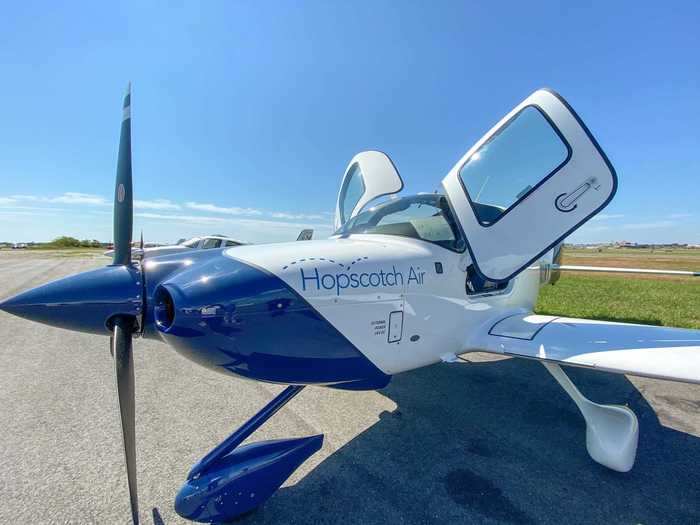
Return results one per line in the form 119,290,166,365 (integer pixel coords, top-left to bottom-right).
134,199,181,210
0,209,61,217
7,193,181,210
271,212,325,220
137,212,329,230
621,220,676,230
135,212,228,225
9,194,39,201
0,205,68,212
10,192,109,205
53,192,108,205
667,213,693,220
590,213,625,221
2,194,331,237
184,202,329,222
577,224,611,233
185,202,263,216
228,217,330,229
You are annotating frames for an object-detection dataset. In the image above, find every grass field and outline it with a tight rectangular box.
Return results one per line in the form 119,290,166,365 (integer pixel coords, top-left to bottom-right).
535,247,700,329
0,248,104,258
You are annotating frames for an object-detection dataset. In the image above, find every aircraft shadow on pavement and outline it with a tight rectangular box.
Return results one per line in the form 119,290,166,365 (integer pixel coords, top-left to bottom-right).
238,358,700,525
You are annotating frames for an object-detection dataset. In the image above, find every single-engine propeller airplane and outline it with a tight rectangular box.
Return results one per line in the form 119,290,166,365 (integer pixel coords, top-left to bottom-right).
1,86,698,524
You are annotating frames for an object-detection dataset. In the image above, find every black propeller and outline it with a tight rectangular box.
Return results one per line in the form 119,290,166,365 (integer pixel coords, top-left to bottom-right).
113,317,139,524
113,83,133,266
111,83,139,524
0,84,142,524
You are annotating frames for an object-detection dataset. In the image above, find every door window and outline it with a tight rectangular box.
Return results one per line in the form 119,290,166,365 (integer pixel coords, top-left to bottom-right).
339,164,365,226
459,106,570,226
441,89,617,282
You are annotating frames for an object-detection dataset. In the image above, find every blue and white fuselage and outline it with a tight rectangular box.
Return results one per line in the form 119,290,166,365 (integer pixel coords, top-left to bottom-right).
142,232,544,389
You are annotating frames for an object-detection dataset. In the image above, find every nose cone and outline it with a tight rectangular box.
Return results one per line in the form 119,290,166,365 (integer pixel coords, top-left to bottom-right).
0,265,143,334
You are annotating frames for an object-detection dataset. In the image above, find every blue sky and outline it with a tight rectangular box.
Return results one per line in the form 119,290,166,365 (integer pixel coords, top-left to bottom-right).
0,1,698,244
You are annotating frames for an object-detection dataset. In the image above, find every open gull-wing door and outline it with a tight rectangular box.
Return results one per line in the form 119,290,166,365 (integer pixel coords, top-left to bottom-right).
334,150,403,230
442,89,617,282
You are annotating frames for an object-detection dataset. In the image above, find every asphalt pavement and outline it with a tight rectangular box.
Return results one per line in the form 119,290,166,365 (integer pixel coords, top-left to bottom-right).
0,250,699,524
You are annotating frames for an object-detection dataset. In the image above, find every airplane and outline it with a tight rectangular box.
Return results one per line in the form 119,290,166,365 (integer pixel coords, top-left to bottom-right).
0,86,698,524
104,234,247,259
105,230,313,259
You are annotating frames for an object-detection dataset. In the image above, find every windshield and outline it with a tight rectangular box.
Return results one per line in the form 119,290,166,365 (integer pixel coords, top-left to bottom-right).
335,194,465,252
181,237,201,248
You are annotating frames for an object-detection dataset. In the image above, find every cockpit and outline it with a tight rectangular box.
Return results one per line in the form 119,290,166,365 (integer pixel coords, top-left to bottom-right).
335,193,511,295
334,193,466,252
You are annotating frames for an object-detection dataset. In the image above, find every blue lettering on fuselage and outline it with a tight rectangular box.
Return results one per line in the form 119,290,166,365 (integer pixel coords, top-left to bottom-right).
299,265,424,296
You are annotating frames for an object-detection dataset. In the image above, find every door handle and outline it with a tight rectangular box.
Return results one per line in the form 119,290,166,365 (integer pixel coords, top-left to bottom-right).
555,177,600,212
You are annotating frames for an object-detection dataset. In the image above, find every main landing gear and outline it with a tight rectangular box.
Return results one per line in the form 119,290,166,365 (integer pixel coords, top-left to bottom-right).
543,362,639,472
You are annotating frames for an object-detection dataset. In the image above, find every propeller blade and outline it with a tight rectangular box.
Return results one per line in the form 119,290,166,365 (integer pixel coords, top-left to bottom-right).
139,230,144,251
113,83,133,266
112,317,139,524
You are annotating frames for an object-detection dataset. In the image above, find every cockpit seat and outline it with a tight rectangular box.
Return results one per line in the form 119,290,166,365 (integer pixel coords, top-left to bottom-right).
371,222,420,238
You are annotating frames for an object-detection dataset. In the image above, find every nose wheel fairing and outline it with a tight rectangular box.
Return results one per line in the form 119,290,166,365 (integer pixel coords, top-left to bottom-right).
176,436,324,522
175,385,323,523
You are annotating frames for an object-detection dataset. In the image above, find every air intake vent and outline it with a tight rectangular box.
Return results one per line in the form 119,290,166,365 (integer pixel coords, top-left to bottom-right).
153,285,175,331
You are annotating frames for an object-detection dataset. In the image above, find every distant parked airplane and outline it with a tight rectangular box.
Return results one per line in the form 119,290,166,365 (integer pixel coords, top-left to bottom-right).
296,228,313,241
103,234,246,259
105,229,314,260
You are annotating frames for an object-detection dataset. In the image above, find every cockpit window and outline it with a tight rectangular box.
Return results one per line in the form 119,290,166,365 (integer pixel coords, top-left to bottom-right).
201,238,223,249
181,237,201,248
335,194,465,252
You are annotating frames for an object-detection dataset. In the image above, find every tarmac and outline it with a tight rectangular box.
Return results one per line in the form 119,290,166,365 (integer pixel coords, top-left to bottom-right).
0,250,699,524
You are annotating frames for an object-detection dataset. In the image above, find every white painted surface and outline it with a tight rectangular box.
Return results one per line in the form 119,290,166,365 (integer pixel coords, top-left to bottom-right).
543,362,639,472
442,89,616,282
226,235,545,375
334,151,403,230
556,264,700,277
469,314,700,384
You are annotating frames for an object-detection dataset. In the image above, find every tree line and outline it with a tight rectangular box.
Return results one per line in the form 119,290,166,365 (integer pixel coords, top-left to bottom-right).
48,236,104,248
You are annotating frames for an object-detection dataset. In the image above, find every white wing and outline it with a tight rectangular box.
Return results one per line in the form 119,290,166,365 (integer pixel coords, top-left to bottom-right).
465,314,700,384
554,264,699,277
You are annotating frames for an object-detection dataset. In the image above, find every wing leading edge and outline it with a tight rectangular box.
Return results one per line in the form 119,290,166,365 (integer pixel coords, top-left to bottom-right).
465,314,700,384
553,264,700,277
